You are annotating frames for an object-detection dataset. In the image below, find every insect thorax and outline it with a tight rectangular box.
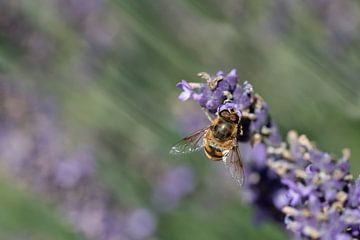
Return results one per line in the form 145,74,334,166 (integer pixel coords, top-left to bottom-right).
210,118,237,141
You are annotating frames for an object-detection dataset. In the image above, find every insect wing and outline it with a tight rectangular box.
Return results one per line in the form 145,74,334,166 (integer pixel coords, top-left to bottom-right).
170,127,209,154
223,145,245,186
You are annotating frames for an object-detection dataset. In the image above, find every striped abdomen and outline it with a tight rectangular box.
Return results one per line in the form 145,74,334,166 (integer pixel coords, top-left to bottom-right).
204,144,223,161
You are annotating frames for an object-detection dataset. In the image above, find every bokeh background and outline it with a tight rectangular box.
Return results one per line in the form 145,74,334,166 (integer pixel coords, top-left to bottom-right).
0,0,360,239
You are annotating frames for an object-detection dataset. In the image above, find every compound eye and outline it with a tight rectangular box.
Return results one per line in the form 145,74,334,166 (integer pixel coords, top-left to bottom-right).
220,110,230,118
230,114,239,122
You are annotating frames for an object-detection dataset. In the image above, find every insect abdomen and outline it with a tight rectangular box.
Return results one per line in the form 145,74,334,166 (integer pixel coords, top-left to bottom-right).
204,144,223,161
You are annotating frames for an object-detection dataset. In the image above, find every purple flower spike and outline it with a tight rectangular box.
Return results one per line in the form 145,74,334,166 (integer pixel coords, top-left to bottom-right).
175,69,360,239
176,80,193,101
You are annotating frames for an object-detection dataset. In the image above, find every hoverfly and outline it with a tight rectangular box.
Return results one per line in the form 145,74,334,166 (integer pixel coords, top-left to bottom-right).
170,108,245,186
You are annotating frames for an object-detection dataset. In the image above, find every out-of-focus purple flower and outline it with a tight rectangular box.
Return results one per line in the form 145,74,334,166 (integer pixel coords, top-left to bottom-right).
251,103,268,132
75,202,105,239
273,189,289,209
267,122,282,146
251,142,267,167
0,129,33,173
55,149,95,189
176,80,194,101
56,0,104,20
348,178,360,208
0,80,159,240
152,165,196,211
125,208,157,240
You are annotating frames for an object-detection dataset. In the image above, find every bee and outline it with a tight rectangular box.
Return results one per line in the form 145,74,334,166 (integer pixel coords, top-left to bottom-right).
170,108,245,186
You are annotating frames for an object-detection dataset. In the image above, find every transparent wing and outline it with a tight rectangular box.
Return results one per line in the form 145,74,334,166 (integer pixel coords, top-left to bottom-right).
223,145,245,186
170,127,209,154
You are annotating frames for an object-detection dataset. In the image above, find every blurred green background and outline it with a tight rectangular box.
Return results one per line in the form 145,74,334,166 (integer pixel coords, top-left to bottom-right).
0,0,360,239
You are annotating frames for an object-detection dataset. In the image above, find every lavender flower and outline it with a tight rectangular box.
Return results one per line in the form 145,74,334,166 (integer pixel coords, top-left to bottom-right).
177,70,286,223
124,208,157,240
0,79,161,240
177,80,194,101
0,77,203,240
178,71,239,113
269,132,360,239
175,69,360,239
152,165,196,212
54,148,96,189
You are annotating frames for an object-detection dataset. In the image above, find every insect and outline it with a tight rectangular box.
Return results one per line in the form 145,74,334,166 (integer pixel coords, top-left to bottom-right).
170,108,245,186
